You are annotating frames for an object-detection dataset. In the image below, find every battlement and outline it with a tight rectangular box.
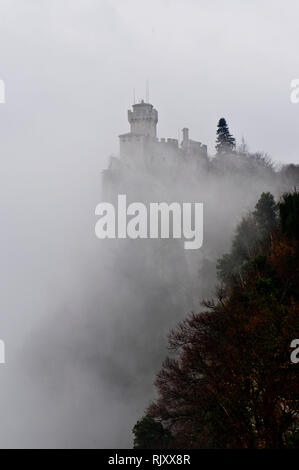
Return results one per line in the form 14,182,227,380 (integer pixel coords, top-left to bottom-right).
128,100,158,137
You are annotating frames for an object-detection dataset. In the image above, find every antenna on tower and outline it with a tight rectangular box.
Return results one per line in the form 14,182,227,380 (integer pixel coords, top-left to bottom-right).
133,88,136,104
146,80,149,103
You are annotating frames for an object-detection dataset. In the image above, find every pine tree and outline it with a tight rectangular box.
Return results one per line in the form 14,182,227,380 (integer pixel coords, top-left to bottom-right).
133,414,172,449
215,118,236,155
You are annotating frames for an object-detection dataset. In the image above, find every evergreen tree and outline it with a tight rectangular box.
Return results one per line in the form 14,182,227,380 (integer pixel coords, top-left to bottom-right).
139,192,299,448
217,192,277,287
215,118,236,154
253,191,277,235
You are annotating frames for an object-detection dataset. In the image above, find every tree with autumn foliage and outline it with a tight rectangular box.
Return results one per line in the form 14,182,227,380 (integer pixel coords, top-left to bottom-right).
133,191,299,449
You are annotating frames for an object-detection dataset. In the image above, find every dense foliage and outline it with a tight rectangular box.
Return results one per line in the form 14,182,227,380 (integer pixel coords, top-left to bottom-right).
215,118,236,155
217,192,277,288
133,191,299,448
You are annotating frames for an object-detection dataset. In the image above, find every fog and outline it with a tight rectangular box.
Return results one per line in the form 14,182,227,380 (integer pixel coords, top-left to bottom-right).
0,0,299,448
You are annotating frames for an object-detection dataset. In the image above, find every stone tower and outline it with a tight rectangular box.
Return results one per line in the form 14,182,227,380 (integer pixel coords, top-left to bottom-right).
128,100,158,137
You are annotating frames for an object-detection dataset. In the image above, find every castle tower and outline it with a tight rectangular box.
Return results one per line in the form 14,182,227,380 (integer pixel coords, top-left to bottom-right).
128,100,158,137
